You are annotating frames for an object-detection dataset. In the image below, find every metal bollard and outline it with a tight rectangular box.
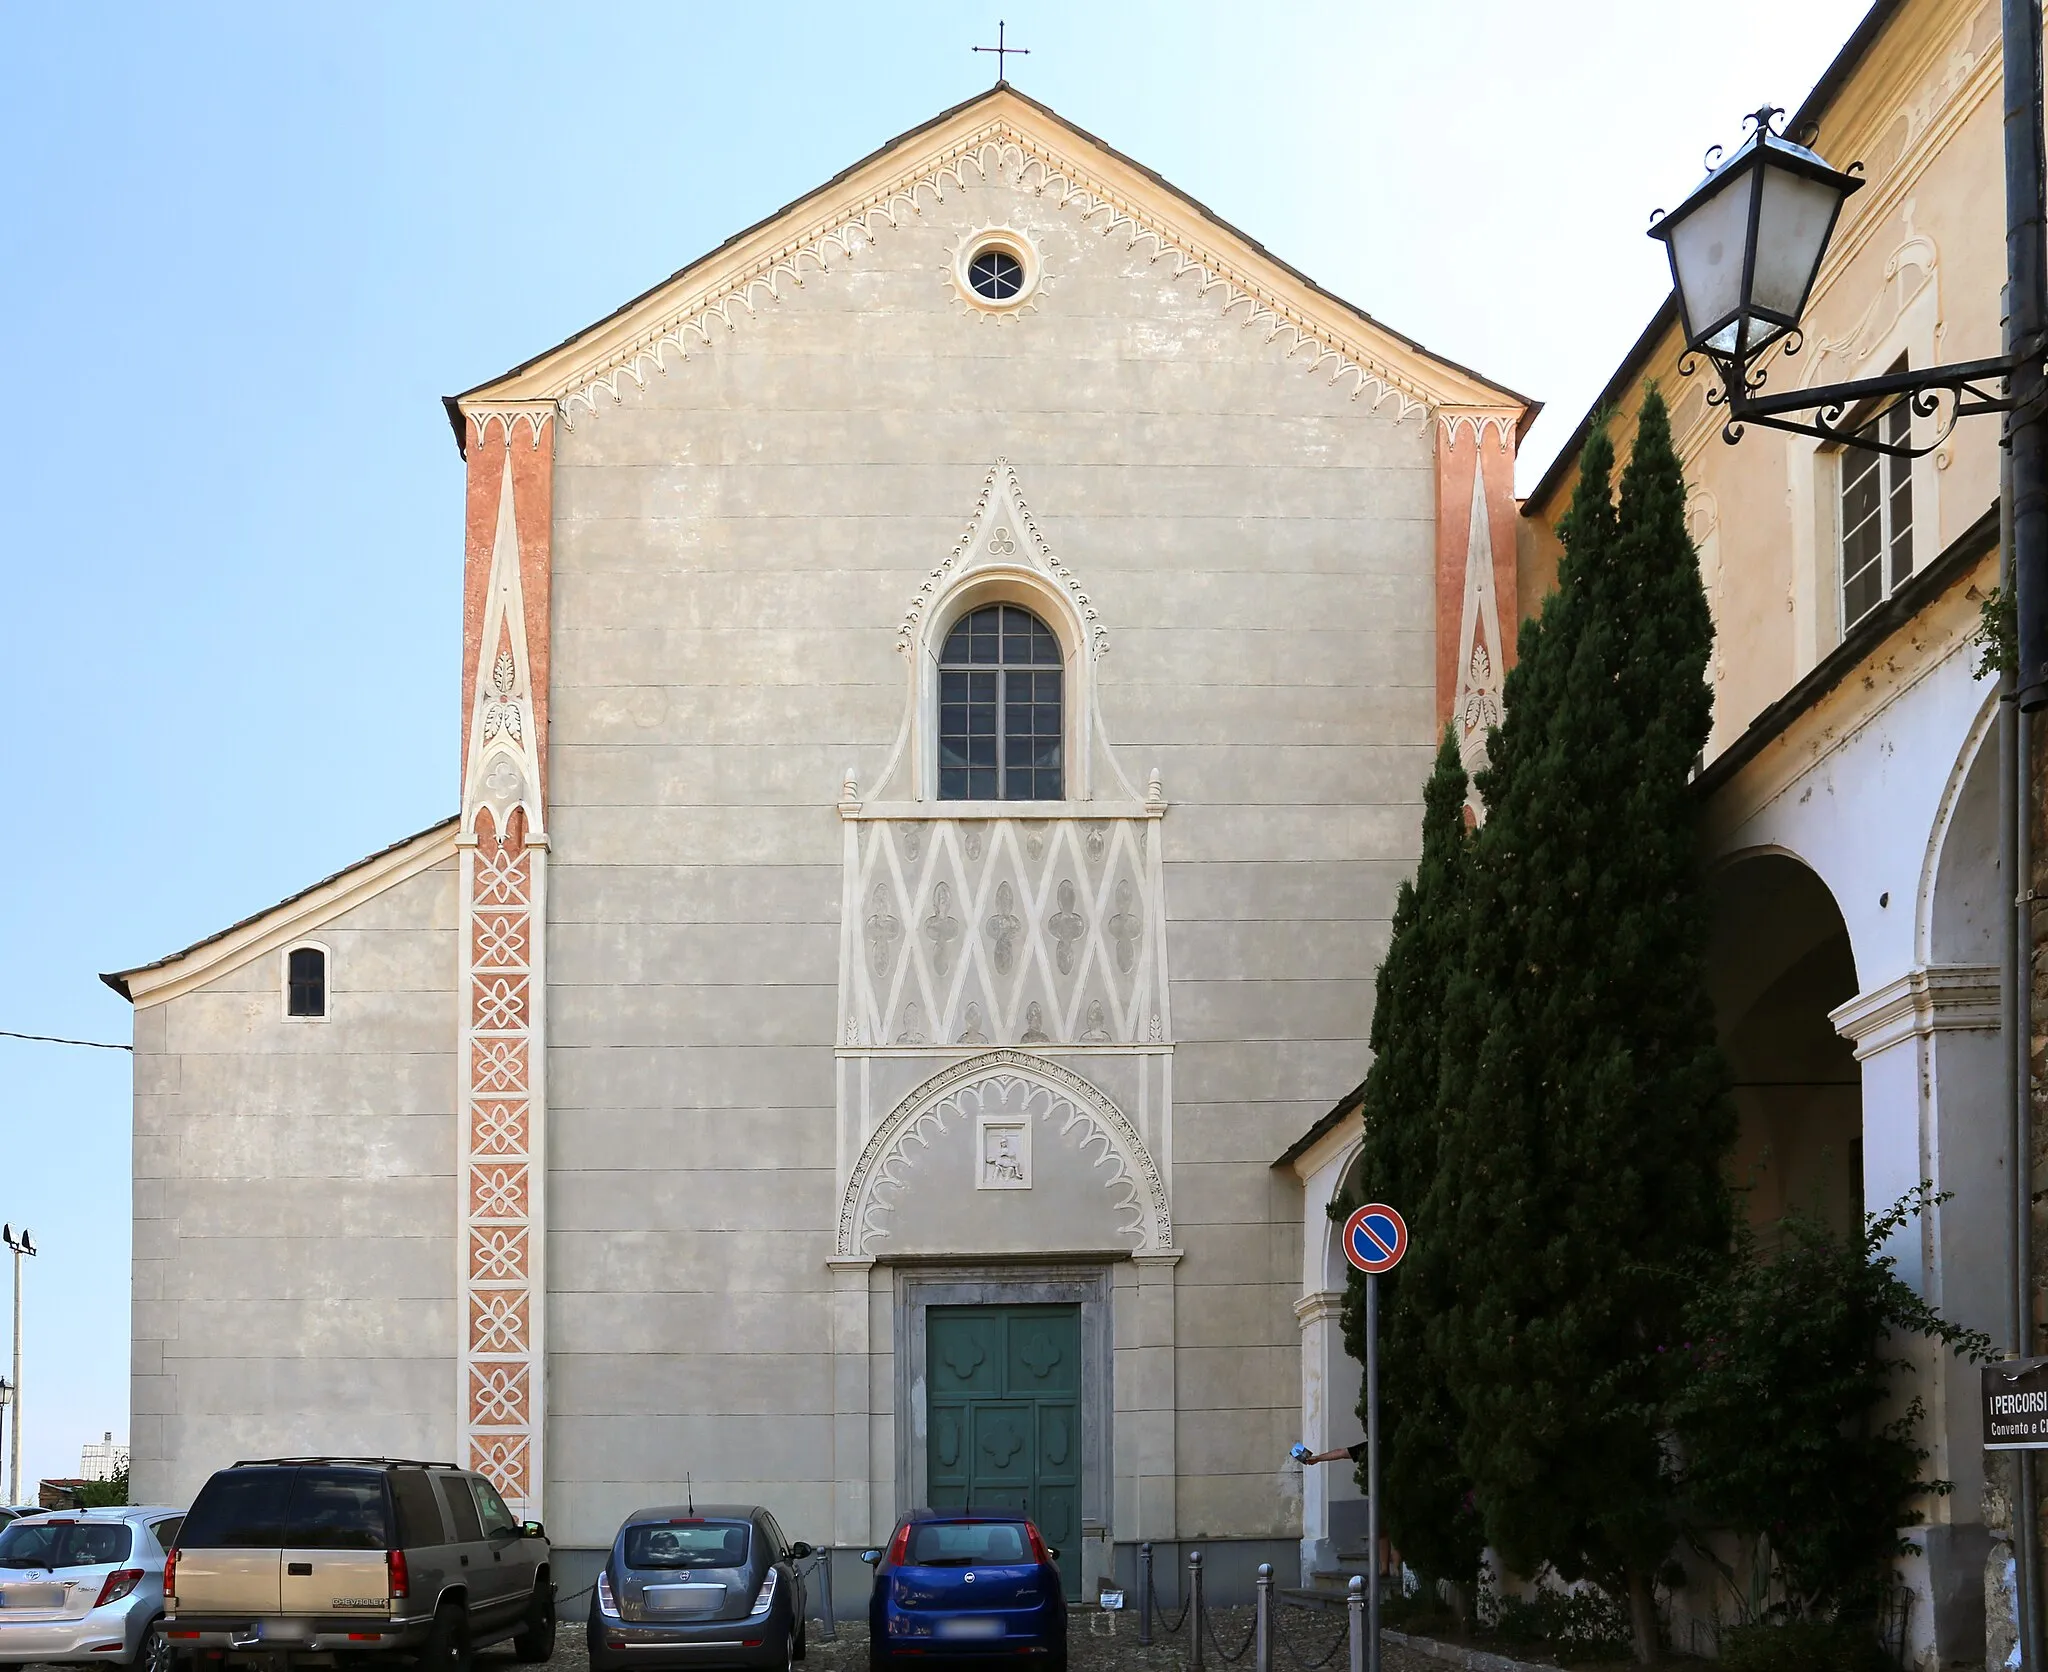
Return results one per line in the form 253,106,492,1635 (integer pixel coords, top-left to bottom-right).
1255,1564,1273,1672
1189,1550,1206,1672
814,1550,836,1643
1347,1575,1365,1672
1139,1542,1153,1646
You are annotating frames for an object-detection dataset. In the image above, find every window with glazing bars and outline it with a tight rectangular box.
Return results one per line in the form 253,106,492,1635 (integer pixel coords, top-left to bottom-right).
1840,381,1914,631
287,946,327,1018
937,605,1063,800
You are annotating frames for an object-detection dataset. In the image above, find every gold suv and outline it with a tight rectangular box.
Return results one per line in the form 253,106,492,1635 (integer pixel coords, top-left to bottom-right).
164,1457,553,1672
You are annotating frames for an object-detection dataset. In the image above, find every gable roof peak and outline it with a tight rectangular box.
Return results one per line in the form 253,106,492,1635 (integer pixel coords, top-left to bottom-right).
447,81,1533,450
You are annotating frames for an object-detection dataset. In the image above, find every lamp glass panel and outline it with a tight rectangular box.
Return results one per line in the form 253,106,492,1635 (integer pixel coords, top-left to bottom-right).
1666,166,1755,344
1752,164,1842,318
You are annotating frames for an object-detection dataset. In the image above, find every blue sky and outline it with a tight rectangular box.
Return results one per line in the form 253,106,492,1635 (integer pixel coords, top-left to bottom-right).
0,0,1867,1497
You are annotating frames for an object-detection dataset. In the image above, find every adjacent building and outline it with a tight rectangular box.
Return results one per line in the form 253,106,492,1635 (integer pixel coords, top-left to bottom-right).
1518,0,2020,1661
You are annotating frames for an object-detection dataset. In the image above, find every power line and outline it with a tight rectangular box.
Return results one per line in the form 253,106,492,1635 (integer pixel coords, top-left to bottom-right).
0,1029,130,1052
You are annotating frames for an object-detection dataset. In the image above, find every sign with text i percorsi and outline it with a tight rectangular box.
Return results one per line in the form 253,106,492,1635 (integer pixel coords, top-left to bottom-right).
1983,1358,2048,1449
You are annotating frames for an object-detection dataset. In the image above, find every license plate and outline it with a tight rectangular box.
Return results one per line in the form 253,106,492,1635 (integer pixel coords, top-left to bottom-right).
937,1618,1002,1640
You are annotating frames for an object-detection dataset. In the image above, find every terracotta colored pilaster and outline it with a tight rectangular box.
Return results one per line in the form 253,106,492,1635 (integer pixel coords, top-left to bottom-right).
454,401,554,1520
1434,413,1521,791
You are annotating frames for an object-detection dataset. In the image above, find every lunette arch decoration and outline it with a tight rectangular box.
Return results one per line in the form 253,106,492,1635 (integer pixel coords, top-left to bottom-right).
838,1050,1172,1258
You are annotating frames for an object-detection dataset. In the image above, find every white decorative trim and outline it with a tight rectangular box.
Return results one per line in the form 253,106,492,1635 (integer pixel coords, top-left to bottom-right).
1829,964,2000,1060
898,458,1103,659
1293,1290,1344,1327
839,813,1170,1052
1453,451,1506,801
540,123,1443,428
461,450,548,842
1437,412,1516,452
465,401,556,450
1915,685,2002,966
947,224,1046,318
877,459,1144,807
838,1050,1173,1257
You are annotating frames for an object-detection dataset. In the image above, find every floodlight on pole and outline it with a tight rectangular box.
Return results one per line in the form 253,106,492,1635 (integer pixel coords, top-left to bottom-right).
3,1225,34,1509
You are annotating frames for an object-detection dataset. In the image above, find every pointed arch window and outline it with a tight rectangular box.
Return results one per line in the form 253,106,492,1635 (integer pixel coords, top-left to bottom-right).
938,605,1063,801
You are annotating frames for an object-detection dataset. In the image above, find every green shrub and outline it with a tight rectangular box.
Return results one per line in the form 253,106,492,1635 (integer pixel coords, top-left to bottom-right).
1718,1618,1890,1672
1488,1586,1631,1665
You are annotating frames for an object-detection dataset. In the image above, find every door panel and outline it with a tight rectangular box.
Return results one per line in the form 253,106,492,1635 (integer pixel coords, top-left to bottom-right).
926,1304,1083,1599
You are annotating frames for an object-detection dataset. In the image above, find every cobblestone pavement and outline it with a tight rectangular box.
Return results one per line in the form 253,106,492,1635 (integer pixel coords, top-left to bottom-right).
504,1600,1452,1672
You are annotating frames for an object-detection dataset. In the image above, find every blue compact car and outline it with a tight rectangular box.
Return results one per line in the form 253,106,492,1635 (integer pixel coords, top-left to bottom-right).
863,1511,1065,1670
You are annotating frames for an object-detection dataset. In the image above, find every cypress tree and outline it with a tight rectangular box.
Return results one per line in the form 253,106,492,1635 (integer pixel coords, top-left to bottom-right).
1339,728,1481,1591
1432,388,1733,1664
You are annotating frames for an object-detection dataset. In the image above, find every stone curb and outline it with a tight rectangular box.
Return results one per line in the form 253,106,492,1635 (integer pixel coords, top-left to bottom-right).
1381,1630,1555,1672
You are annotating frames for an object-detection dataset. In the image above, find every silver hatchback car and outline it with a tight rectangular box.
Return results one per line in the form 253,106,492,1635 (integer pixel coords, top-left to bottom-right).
0,1506,185,1672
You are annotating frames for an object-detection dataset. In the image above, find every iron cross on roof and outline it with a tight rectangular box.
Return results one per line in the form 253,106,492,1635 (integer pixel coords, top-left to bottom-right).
972,21,1029,83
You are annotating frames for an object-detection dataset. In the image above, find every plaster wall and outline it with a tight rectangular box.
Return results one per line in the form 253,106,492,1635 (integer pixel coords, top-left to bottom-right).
543,167,1436,1550
128,859,460,1508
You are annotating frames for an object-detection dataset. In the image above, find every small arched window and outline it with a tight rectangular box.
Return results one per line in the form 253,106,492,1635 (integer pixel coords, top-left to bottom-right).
938,604,1063,801
286,946,327,1018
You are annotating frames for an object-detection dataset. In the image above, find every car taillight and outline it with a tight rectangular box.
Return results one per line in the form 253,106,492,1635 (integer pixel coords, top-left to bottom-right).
596,1570,619,1617
885,1524,911,1566
1025,1523,1050,1564
387,1549,409,1601
95,1570,146,1608
748,1567,778,1618
163,1550,178,1602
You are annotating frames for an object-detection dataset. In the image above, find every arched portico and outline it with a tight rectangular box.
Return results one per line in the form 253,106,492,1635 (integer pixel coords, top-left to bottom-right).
1702,679,2007,1664
1707,851,1863,1234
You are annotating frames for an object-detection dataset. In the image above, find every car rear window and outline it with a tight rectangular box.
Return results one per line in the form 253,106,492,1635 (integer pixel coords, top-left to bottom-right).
178,1467,392,1550
0,1521,134,1569
623,1520,752,1569
282,1469,390,1550
178,1468,296,1548
906,1521,1029,1565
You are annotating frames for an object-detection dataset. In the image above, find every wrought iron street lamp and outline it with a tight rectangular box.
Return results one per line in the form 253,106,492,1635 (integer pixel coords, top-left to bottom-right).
1649,104,2022,467
1650,109,1864,373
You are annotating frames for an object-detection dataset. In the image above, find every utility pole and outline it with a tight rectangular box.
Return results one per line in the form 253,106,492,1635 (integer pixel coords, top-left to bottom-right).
4,1226,36,1508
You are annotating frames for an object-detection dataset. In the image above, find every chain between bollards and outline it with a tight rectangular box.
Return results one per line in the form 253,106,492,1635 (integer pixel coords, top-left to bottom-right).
1255,1563,1273,1672
1190,1550,1206,1672
1346,1576,1365,1672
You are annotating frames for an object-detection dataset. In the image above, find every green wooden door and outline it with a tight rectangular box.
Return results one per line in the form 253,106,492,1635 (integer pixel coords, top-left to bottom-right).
927,1304,1082,1599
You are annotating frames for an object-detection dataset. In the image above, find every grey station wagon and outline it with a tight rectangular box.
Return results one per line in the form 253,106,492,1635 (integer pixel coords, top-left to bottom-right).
588,1505,812,1672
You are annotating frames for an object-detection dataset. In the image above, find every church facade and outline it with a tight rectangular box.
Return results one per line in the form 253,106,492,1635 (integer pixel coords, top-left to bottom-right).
107,85,1528,1592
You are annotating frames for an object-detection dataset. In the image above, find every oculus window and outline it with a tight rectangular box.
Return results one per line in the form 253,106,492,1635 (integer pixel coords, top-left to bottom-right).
1840,374,1914,631
286,946,327,1018
938,604,1063,801
968,247,1025,302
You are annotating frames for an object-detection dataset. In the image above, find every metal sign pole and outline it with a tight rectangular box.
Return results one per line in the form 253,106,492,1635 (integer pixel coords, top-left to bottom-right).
1366,1270,1381,1672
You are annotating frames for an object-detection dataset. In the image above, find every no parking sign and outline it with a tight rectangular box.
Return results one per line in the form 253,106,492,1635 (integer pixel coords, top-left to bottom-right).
1342,1202,1408,1275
